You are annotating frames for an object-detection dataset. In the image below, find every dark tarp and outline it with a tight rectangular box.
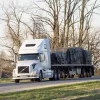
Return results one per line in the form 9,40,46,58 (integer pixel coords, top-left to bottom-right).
65,47,85,64
51,47,92,64
83,50,92,64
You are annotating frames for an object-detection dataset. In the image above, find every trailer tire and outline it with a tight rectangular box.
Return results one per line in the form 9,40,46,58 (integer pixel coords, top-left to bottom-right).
89,68,92,77
86,73,88,77
65,74,67,78
15,79,20,83
72,74,74,78
68,74,70,78
70,74,74,78
78,74,81,78
81,74,84,78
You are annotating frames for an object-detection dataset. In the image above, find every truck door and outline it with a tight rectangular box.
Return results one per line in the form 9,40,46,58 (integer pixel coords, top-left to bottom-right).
40,53,46,68
40,53,51,78
40,53,47,77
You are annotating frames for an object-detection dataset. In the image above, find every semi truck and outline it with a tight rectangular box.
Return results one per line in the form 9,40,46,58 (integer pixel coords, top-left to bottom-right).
12,39,94,83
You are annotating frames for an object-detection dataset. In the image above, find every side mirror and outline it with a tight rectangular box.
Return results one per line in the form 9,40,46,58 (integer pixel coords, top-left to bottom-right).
40,54,45,62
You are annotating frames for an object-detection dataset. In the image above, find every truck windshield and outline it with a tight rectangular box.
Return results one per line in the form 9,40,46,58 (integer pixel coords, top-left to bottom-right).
18,53,40,61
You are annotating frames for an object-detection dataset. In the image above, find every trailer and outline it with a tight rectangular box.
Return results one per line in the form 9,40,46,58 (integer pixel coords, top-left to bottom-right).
12,39,94,83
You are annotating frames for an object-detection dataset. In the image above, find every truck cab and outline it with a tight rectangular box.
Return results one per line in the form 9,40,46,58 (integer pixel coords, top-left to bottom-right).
12,39,53,83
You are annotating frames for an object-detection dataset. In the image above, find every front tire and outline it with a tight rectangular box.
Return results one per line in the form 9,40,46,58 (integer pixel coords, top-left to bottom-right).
15,79,20,83
30,79,34,82
37,71,43,82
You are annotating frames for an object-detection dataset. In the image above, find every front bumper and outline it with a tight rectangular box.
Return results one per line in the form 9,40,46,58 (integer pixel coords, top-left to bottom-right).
12,74,38,80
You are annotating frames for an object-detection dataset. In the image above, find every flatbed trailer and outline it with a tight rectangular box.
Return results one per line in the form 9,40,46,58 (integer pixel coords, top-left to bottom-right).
50,64,94,80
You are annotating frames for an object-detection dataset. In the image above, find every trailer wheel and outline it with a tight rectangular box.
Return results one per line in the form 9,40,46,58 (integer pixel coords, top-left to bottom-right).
89,68,92,77
84,73,86,77
81,74,84,78
82,68,85,78
70,74,72,78
86,73,89,77
15,79,20,83
68,74,70,78
72,74,74,78
78,74,81,78
64,74,67,78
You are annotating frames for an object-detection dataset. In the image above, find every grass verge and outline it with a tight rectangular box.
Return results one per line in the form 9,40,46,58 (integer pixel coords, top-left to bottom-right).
0,78,30,83
0,78,13,83
0,81,100,100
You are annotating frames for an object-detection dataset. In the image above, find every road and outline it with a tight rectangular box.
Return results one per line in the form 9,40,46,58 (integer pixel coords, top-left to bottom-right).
0,76,100,94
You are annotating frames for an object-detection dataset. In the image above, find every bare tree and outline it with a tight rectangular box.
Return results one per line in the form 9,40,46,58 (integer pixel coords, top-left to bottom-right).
32,0,81,48
0,0,100,72
0,51,13,78
21,16,48,39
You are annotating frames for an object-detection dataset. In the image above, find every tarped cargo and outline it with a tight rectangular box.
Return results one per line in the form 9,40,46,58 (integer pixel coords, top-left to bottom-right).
51,53,57,64
51,47,92,64
83,50,92,64
65,47,85,64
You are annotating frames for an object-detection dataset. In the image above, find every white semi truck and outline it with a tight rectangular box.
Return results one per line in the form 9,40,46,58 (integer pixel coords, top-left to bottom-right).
12,39,94,83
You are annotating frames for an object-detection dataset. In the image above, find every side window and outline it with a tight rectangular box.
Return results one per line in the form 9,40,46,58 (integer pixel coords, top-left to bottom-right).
40,53,45,62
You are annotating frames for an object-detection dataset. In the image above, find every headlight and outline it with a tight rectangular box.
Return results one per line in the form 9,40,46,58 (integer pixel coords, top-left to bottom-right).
31,70,38,76
33,70,38,74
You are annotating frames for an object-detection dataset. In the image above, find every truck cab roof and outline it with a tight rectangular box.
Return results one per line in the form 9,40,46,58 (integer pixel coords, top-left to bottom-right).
19,39,50,54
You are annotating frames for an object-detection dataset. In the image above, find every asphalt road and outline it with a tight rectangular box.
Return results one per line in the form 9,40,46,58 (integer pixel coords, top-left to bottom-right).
0,76,100,94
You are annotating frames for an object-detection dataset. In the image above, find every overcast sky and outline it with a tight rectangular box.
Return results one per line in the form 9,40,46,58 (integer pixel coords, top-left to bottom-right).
0,0,100,38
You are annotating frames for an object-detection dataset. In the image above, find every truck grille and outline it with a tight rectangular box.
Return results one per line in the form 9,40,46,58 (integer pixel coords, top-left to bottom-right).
18,66,29,73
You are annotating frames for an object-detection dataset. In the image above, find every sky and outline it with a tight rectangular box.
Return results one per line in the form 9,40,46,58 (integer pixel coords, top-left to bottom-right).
0,0,100,38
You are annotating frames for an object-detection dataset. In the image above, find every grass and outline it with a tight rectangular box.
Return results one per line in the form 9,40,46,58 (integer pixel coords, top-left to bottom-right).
0,81,100,100
0,78,30,83
0,78,13,83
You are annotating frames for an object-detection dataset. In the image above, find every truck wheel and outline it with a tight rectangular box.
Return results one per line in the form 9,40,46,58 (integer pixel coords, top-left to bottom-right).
70,74,74,78
68,74,70,78
30,79,34,82
72,74,74,78
57,71,60,80
64,74,67,78
84,72,86,77
78,74,81,78
49,78,53,81
53,70,57,80
82,68,85,78
38,71,43,82
89,68,92,77
86,73,88,77
81,74,84,78
15,79,20,83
